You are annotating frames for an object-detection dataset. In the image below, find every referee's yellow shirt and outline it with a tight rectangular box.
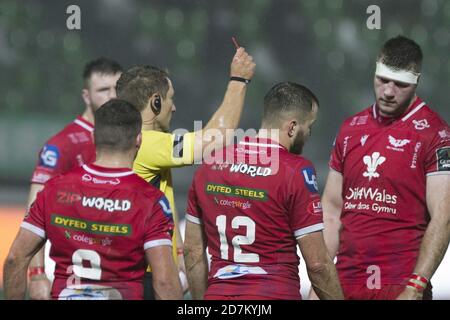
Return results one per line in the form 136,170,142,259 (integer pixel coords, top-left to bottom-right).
133,130,196,271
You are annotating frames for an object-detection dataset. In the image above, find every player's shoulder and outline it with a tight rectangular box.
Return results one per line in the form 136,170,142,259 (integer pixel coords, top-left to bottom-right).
281,152,316,173
44,117,89,146
338,106,373,133
128,174,164,200
407,100,448,129
141,130,173,143
41,165,85,189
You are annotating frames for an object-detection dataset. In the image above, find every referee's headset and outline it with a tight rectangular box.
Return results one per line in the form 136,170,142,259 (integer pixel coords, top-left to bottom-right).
150,94,162,116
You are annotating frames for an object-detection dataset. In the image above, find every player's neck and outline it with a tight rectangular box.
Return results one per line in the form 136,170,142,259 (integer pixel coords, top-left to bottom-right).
257,127,288,149
94,152,134,169
81,107,95,125
141,115,160,131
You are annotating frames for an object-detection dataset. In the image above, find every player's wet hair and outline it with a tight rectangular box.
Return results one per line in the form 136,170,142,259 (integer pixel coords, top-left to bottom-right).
94,99,142,153
378,36,423,73
83,57,123,87
261,82,319,127
116,65,170,112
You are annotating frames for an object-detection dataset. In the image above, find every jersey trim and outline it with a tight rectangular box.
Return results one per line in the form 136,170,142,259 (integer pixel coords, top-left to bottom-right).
21,222,46,239
372,99,426,122
74,119,94,132
144,239,172,250
238,141,282,148
401,101,426,121
294,223,324,239
186,213,202,225
82,165,134,177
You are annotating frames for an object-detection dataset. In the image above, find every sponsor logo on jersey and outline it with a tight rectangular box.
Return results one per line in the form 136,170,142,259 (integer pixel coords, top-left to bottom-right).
82,174,120,185
211,162,230,171
236,147,266,155
206,183,267,201
69,233,113,246
59,285,122,300
342,136,351,157
307,198,322,215
350,115,368,126
39,144,60,168
344,187,398,215
438,129,450,141
229,163,272,177
437,147,450,171
360,135,369,146
158,196,173,218
363,152,386,180
346,187,397,204
410,142,422,169
213,265,267,279
387,135,410,152
57,191,82,204
51,214,131,236
214,196,252,210
82,196,131,213
32,172,51,184
413,119,430,130
301,167,319,193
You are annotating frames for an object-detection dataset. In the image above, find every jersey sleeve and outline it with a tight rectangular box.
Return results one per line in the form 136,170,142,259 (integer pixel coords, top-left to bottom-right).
21,188,47,239
424,124,450,176
329,126,345,173
143,194,175,250
287,161,324,239
185,171,203,225
31,142,68,184
136,131,195,171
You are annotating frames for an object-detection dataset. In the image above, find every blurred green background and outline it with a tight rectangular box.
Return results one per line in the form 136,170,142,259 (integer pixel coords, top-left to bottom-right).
0,0,449,202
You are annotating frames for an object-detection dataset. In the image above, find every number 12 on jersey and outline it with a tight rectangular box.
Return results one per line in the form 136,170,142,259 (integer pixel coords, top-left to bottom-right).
216,215,259,263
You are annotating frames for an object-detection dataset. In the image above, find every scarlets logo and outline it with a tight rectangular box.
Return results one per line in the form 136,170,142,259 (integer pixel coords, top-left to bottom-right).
413,119,430,130
387,135,410,152
363,152,386,180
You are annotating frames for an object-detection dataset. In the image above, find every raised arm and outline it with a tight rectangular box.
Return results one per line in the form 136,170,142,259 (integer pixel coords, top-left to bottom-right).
184,220,208,300
193,47,256,161
397,174,450,299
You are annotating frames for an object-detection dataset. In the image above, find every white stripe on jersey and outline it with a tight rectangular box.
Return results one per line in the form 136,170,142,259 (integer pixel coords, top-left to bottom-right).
21,222,46,239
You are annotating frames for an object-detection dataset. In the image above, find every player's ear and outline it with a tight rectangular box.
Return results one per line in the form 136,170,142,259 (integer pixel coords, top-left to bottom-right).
136,132,142,149
81,88,90,106
287,120,297,138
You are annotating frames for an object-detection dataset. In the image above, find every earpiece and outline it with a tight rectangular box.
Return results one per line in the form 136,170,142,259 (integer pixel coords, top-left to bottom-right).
151,95,162,115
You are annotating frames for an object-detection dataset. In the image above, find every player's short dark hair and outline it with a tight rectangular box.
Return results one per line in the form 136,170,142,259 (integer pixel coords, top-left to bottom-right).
116,65,170,112
378,36,423,73
94,99,142,153
83,57,123,87
261,82,319,126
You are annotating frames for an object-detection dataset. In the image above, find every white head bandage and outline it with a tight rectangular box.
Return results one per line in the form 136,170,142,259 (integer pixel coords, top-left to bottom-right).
375,62,420,84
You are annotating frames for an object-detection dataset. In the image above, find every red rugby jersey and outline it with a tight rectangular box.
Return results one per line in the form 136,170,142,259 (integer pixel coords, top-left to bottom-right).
329,97,450,285
31,116,95,184
187,137,324,299
22,164,174,300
